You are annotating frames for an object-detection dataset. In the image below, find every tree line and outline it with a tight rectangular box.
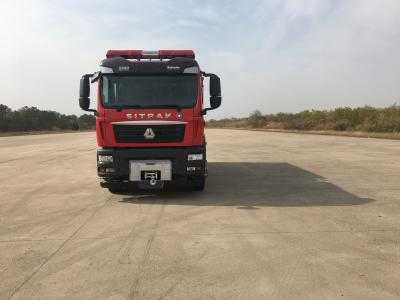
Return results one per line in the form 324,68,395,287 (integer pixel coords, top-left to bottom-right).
207,105,400,133
2,104,399,134
0,104,96,132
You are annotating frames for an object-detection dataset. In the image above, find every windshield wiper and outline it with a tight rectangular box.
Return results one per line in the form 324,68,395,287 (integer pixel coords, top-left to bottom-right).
114,104,144,111
148,104,182,111
113,104,182,111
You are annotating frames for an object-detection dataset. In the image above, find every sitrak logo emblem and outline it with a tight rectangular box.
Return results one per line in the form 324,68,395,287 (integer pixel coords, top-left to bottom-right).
144,128,156,139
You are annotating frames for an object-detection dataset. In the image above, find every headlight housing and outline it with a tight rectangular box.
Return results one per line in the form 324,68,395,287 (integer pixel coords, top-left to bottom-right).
188,153,203,161
98,155,113,163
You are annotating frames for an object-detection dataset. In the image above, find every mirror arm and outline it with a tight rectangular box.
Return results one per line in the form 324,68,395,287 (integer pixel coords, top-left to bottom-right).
88,109,98,116
201,108,213,115
91,72,101,83
81,73,94,81
79,101,98,116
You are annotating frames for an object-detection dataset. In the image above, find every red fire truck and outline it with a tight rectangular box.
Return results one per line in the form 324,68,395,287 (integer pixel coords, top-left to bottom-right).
79,50,221,192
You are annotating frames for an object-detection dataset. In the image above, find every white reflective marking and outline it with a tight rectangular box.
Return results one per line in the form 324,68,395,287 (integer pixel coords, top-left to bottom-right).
183,66,199,73
100,66,114,73
142,50,159,58
112,120,187,125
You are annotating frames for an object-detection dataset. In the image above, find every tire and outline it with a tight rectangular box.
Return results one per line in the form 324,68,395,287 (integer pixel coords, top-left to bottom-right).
108,187,122,194
191,177,206,191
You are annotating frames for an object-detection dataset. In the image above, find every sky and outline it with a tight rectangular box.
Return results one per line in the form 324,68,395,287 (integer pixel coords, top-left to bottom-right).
0,0,399,118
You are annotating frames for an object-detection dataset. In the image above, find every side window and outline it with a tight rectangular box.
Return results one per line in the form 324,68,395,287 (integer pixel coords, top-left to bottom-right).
102,77,109,104
201,76,204,109
102,77,117,104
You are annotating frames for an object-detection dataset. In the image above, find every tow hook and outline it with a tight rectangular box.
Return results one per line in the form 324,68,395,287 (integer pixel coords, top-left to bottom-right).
150,177,157,186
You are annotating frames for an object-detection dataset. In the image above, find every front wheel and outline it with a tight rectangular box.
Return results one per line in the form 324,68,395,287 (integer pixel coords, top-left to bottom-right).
108,187,123,194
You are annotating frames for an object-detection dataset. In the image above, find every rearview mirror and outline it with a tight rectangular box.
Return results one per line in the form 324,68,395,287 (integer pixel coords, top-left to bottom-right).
210,96,221,109
79,97,90,111
80,76,90,99
209,74,221,97
79,74,97,115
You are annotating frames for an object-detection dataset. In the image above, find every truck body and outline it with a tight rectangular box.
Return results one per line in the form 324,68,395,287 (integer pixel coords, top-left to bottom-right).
79,50,221,192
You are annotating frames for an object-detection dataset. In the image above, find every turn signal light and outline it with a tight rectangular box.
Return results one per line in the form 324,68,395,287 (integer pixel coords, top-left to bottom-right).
187,166,203,172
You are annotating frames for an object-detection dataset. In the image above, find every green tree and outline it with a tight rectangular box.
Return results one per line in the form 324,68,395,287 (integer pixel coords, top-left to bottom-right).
0,104,12,131
0,104,96,132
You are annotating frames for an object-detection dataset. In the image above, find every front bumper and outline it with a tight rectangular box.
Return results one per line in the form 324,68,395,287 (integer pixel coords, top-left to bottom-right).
97,146,206,183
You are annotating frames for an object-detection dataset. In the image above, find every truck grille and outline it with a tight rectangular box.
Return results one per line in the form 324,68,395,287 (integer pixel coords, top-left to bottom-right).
113,124,185,143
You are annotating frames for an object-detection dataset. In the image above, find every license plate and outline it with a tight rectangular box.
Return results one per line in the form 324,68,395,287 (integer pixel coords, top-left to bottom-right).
129,160,172,182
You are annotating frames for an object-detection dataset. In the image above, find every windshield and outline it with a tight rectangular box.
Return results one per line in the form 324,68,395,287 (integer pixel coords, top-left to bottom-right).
101,74,198,108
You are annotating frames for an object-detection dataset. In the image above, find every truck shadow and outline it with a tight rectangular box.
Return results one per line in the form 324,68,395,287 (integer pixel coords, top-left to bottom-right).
120,162,374,207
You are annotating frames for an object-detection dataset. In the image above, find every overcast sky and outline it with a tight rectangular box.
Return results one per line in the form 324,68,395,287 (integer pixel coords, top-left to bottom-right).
1,0,399,118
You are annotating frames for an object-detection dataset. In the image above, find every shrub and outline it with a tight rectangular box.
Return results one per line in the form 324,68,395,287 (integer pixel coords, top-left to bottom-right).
206,105,400,133
247,111,266,128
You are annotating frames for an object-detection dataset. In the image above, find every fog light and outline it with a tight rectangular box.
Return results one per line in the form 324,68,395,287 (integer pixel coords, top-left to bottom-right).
98,155,113,163
105,168,115,173
188,154,203,161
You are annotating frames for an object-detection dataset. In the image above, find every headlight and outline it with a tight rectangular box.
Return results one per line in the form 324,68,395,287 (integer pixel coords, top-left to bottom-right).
188,153,203,161
98,155,113,163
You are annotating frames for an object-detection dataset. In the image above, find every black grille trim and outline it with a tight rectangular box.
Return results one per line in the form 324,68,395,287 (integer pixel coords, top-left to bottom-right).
113,124,185,143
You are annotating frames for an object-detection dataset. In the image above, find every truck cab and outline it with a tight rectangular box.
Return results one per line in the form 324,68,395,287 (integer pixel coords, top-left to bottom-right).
79,50,221,192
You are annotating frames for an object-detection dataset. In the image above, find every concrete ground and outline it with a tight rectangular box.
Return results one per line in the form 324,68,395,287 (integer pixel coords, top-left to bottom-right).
0,129,399,300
